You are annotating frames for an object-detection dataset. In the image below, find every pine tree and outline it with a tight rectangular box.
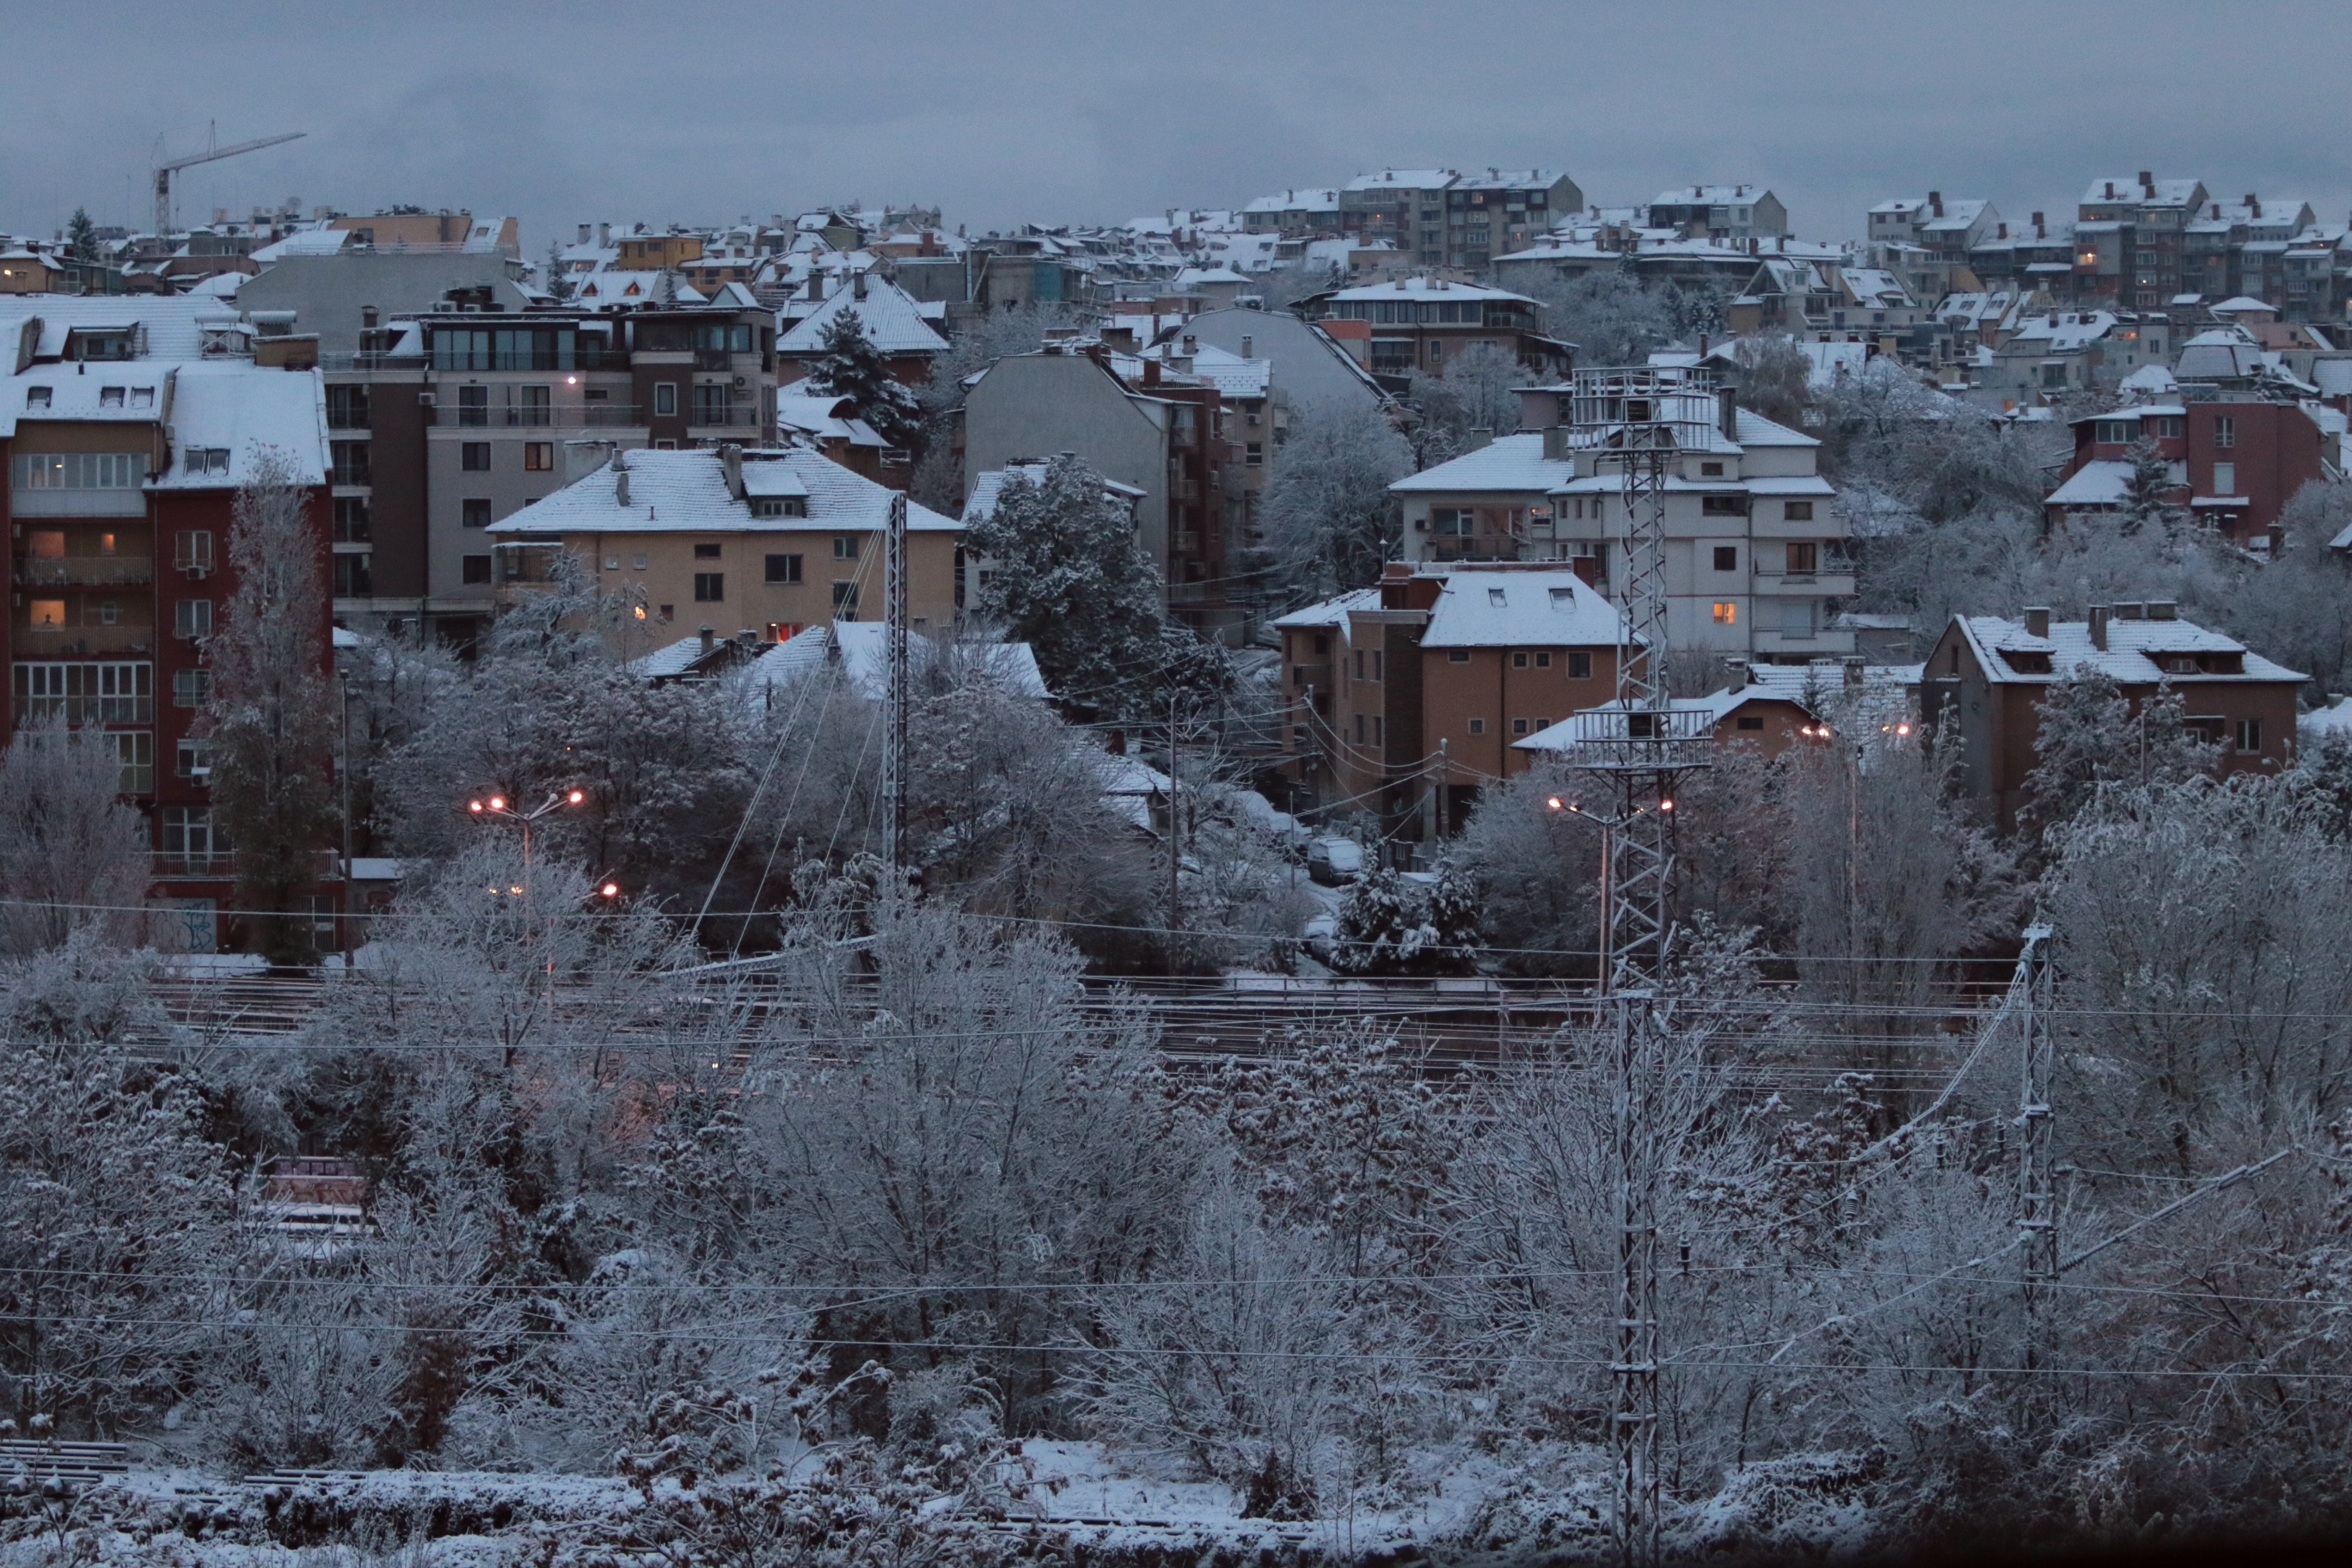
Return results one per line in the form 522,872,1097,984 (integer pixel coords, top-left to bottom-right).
2119,435,2182,536
806,307,925,452
966,453,1167,717
64,207,98,265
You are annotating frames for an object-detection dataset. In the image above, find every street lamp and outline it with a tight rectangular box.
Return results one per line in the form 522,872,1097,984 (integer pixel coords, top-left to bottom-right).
465,787,586,876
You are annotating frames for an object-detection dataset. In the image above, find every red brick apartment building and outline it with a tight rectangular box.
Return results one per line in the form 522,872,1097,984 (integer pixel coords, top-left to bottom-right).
3,297,335,952
2045,395,2326,546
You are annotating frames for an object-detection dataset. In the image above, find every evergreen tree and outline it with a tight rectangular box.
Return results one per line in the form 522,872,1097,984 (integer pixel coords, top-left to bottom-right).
806,308,925,452
64,207,98,265
2119,435,2183,536
966,453,1167,717
203,447,341,966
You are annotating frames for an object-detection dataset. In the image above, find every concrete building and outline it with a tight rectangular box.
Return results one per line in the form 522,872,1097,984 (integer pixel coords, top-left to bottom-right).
1392,388,1851,662
233,252,533,355
1647,186,1789,243
487,444,961,647
1920,604,2302,825
1298,276,1566,382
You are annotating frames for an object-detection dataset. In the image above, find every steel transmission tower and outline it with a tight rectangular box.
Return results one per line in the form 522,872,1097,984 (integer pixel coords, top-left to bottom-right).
2014,922,2057,1368
1562,365,1723,1568
879,492,910,885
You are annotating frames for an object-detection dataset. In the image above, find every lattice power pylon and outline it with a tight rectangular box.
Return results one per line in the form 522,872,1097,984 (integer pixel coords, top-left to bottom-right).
1561,365,1724,1568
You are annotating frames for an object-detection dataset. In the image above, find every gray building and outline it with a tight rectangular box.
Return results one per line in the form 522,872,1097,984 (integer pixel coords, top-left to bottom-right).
233,253,531,355
962,346,1178,574
1168,308,1383,414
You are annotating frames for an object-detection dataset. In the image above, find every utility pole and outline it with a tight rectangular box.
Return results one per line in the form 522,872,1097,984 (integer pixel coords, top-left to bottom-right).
1561,364,1721,1568
1166,686,1182,976
880,491,909,888
2015,921,2057,1369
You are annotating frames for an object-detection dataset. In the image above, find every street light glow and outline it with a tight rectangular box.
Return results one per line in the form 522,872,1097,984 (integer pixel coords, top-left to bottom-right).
469,800,483,813
1547,796,1565,811
601,882,620,897
488,795,506,812
567,789,585,805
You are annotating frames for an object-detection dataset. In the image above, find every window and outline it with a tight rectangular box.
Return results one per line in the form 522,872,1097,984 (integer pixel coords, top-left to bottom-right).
172,668,211,708
110,731,153,793
182,448,230,475
461,442,492,471
1428,507,1473,536
27,598,65,627
2235,717,2262,752
631,553,649,571
1712,546,1738,572
658,604,673,621
1246,442,1264,467
1371,650,1382,681
524,442,554,471
100,385,124,407
1467,717,1485,735
176,738,212,780
833,536,860,559
692,383,732,425
753,496,806,518
1712,602,1738,625
457,385,489,427
1785,542,1819,574
1354,650,1364,679
334,554,372,597
694,542,722,560
831,581,861,615
693,573,725,602
1512,718,1530,735
157,535,212,583
1700,461,1724,477
333,498,370,544
1701,495,1748,517
1513,652,1529,669
2212,461,2236,495
462,554,492,585
13,452,148,488
2095,420,2131,445
326,384,370,428
1355,713,1366,744
1784,500,1815,521
2213,415,2235,449
24,386,48,408
1568,651,1592,678
96,600,119,625
1535,652,1552,668
1448,649,1471,664
517,385,552,426
175,599,213,640
462,499,493,529
330,440,371,486
162,805,228,861
14,661,150,723
653,383,677,417
764,554,803,584
1736,715,1765,731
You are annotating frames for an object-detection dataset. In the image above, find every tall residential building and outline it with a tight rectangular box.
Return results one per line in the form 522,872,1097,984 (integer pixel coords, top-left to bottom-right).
1646,186,1789,242
1,295,335,952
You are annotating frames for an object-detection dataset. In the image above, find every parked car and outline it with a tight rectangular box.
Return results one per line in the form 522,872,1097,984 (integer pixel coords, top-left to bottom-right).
1308,836,1364,885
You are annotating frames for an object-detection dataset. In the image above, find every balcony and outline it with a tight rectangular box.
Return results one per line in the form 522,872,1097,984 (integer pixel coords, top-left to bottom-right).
686,407,763,429
692,348,738,371
430,404,646,429
155,853,236,880
15,559,155,589
10,626,154,657
16,695,154,725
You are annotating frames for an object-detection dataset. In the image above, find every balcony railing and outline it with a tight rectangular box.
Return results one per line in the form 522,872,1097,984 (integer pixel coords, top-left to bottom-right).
10,627,154,657
687,407,763,429
14,560,156,588
16,695,154,725
155,853,236,879
432,404,646,428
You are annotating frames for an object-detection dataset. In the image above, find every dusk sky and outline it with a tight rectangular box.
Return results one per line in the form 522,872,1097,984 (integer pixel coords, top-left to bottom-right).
5,0,2348,249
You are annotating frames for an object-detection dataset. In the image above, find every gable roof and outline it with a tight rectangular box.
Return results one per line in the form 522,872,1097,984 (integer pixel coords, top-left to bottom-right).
1950,613,2302,685
776,276,949,356
488,445,958,537
1420,569,1623,648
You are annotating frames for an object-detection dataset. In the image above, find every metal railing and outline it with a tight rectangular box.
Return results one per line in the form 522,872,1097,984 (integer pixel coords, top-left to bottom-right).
10,628,153,657
434,405,646,429
687,407,763,428
15,560,156,588
15,695,154,725
155,853,236,879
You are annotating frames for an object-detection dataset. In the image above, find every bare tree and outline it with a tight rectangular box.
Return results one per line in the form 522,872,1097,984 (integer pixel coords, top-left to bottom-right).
204,446,340,965
0,715,150,954
1261,399,1412,597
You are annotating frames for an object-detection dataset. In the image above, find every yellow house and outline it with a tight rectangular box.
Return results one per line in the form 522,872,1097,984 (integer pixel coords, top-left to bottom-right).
487,444,961,646
0,250,58,294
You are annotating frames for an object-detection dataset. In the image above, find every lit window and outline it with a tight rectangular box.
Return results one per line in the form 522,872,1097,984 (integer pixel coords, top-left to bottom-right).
1712,603,1737,624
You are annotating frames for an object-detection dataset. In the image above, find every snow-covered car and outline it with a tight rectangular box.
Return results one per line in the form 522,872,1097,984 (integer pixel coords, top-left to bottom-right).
1307,836,1363,885
1302,912,1337,964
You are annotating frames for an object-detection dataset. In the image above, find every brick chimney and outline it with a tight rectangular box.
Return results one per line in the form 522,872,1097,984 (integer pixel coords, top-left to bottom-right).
1843,656,1865,688
2024,606,2050,638
2139,170,2154,194
852,269,867,300
1929,190,1944,217
699,626,715,655
2088,603,2110,650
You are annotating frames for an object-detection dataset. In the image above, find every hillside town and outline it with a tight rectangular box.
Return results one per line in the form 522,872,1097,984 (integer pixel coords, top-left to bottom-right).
6,117,2352,1567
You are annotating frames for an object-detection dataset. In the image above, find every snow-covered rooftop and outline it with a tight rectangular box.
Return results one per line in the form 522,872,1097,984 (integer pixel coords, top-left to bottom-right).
1326,276,1534,305
1390,433,1565,494
1420,569,1624,649
776,276,948,357
488,446,958,538
1955,613,2302,686
1271,587,1380,631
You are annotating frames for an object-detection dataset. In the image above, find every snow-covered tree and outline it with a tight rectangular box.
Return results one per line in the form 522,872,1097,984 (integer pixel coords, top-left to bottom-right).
0,716,150,955
1528,268,1674,365
1260,398,1411,597
805,307,925,452
1732,332,1812,428
2024,665,2219,836
201,446,340,965
965,452,1167,716
1324,866,1481,976
1407,341,1527,454
2119,435,2184,536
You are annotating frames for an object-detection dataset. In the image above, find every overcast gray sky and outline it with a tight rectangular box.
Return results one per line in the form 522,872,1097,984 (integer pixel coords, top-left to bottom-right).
5,0,2347,251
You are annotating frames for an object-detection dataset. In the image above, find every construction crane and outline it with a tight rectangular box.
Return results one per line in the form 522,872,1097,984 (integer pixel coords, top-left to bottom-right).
152,125,305,238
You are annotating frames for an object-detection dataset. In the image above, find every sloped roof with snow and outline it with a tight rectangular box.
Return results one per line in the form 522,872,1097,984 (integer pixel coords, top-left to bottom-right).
570,271,704,304
776,276,949,356
1391,434,1565,493
147,359,330,488
1271,588,1381,630
1327,276,1534,304
1420,570,1624,649
488,446,958,537
1954,613,2302,685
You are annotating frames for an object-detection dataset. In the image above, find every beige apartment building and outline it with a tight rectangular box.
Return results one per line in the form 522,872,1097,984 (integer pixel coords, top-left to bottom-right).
487,444,960,646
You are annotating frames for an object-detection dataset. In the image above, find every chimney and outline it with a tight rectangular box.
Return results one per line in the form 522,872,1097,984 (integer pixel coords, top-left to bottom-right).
361,305,378,330
2024,606,2050,638
1142,358,1161,388
2213,202,2222,219
1997,222,2008,239
1240,334,1253,359
1182,333,1197,355
2033,211,2045,236
720,443,744,499
597,223,610,246
577,224,591,243
2088,603,2110,650
1843,656,1865,689
613,455,630,509
1724,656,1749,689
2139,170,2154,193
699,626,715,655
2148,599,2177,621
1718,385,1738,440
2104,182,2116,200
1929,190,1944,217
852,269,867,300
2248,194,2262,219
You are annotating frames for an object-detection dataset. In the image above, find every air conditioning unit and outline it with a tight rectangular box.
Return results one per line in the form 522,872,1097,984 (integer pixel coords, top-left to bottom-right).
418,392,437,406
181,564,210,580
